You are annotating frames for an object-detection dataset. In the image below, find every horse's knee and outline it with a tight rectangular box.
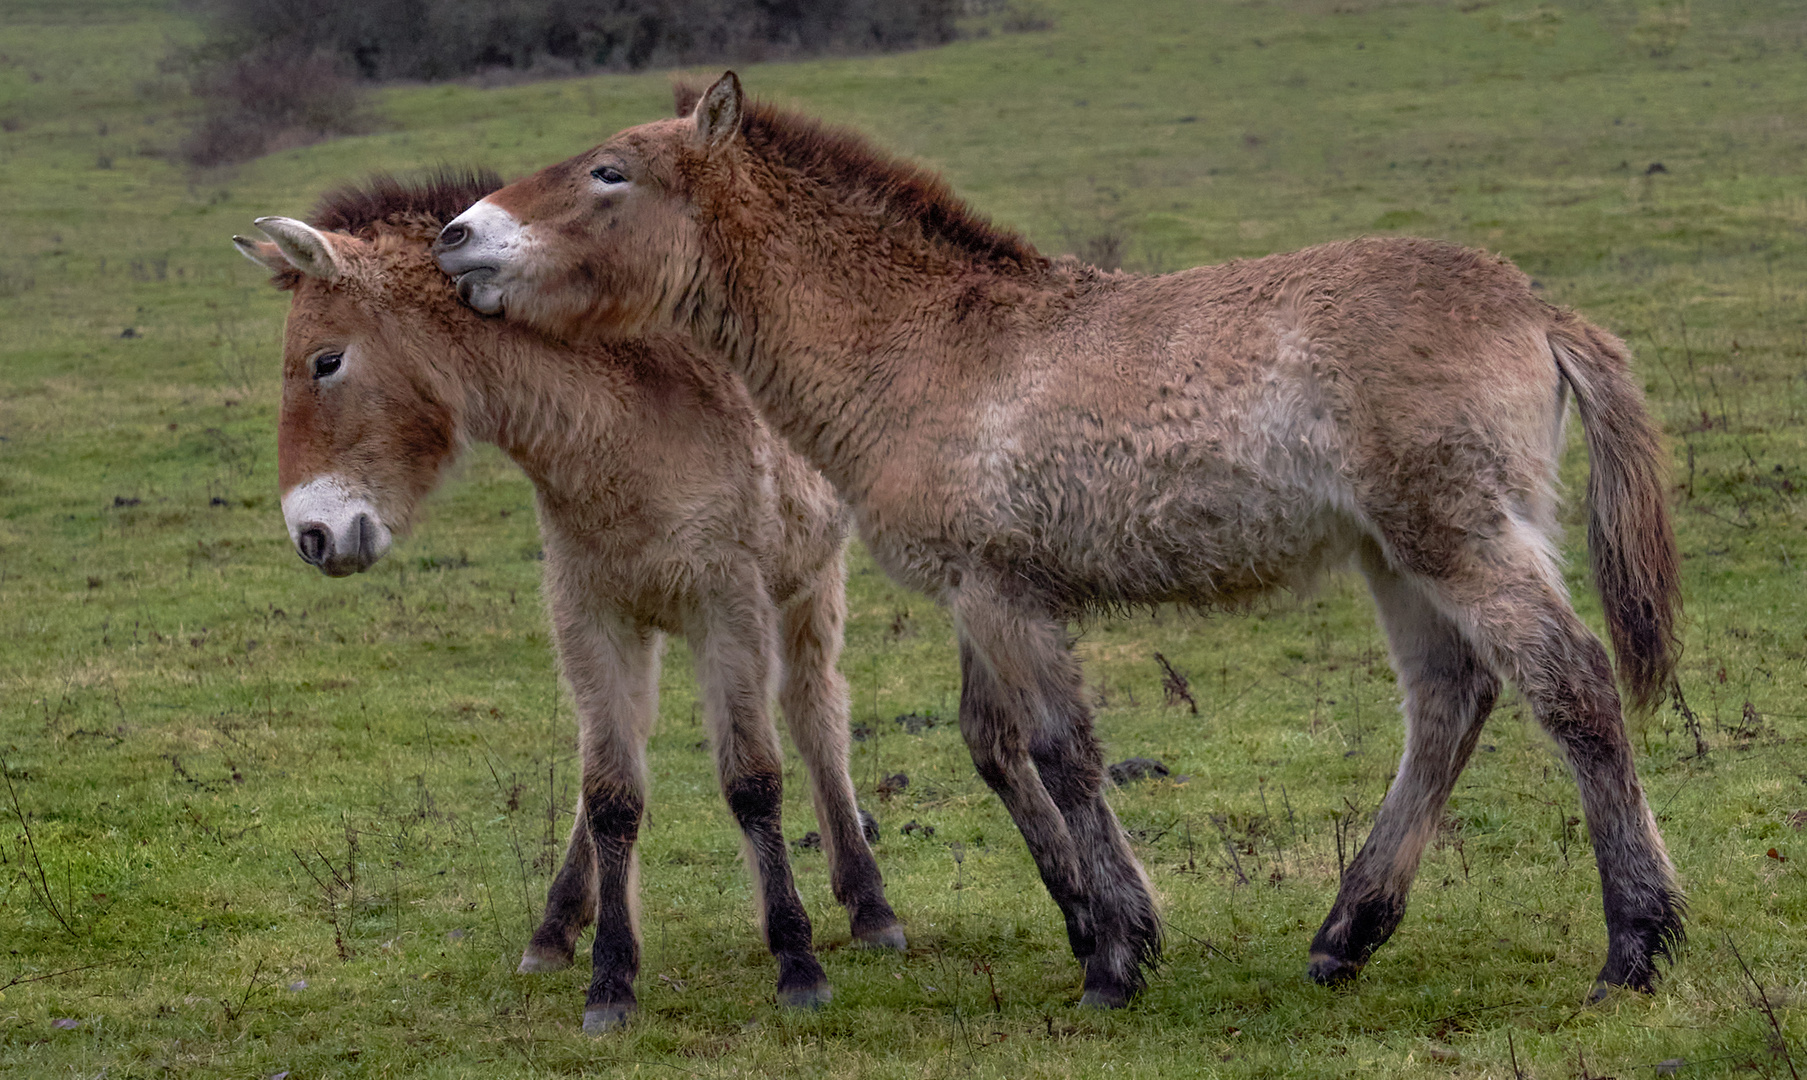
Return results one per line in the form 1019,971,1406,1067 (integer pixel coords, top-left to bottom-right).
723,770,783,830
1029,724,1104,805
956,735,1009,793
584,786,643,848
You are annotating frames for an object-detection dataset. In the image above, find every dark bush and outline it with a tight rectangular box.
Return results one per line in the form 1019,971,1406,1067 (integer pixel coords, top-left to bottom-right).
197,0,961,83
180,0,968,165
180,49,373,167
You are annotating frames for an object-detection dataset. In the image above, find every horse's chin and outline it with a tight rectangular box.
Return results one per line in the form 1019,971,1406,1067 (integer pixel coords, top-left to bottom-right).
454,269,506,316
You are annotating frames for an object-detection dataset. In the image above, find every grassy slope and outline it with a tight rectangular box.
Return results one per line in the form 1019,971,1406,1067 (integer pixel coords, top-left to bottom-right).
1,0,1804,1076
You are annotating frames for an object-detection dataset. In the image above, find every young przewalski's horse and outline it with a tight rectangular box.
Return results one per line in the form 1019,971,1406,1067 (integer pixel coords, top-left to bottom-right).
434,74,1685,1007
236,171,904,1032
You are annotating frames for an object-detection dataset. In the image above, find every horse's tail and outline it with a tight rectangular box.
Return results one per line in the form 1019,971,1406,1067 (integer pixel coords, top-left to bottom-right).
1549,317,1682,712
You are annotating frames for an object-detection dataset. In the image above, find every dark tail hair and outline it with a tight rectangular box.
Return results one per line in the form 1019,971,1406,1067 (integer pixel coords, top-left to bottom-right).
1550,318,1682,711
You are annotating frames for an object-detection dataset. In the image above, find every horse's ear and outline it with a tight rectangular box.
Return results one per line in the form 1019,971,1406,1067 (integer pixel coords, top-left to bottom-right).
253,216,343,280
233,235,290,276
690,71,742,150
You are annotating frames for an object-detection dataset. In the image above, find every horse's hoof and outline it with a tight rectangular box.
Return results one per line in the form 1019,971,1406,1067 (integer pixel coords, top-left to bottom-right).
777,981,833,1010
1594,958,1661,997
1077,986,1130,1009
582,1003,635,1034
1307,952,1361,987
518,944,573,974
1587,978,1640,1004
853,924,907,951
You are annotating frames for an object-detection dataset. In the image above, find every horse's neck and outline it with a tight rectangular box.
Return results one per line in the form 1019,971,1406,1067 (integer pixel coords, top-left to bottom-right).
462,339,623,491
707,226,983,497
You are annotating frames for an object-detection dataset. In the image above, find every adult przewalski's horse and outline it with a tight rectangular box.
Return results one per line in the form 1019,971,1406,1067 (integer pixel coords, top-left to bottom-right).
236,171,904,1032
434,75,1685,1006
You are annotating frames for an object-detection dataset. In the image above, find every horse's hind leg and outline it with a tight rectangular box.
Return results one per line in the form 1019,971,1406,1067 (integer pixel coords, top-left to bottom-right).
692,581,830,1009
1308,542,1499,985
1396,528,1681,994
777,567,904,949
953,579,1161,1008
520,804,595,972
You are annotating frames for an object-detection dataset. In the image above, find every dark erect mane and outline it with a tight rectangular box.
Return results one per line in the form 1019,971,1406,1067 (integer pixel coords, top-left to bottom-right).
675,84,1045,273
310,167,505,235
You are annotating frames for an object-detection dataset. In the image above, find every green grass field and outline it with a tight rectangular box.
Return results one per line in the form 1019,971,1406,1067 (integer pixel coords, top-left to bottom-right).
3,1,1805,1076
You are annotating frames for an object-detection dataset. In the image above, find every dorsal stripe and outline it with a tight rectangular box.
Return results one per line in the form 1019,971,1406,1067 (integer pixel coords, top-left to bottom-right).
676,84,1045,272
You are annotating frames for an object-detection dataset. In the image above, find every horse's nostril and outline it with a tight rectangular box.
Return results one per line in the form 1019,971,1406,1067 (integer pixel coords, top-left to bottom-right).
352,514,374,560
437,223,470,250
297,525,330,566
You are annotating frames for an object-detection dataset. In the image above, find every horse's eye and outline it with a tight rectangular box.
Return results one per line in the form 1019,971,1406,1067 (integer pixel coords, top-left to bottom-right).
312,352,343,380
591,165,627,185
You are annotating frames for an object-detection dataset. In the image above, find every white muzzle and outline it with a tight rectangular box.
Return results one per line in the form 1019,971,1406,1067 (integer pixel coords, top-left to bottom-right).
434,199,531,316
281,476,392,577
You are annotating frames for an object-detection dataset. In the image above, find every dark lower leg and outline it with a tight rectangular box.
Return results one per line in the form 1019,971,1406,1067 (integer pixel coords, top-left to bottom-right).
1310,575,1498,984
1307,694,1491,982
522,807,596,972
725,771,829,1006
817,795,900,946
582,786,643,1031
1539,642,1684,994
1030,726,1162,1007
958,636,1095,961
694,591,829,1007
1456,571,1684,995
777,591,900,947
957,604,1161,1007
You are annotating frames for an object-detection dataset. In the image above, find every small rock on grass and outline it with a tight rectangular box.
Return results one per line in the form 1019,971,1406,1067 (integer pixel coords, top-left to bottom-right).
1108,757,1170,785
894,712,937,734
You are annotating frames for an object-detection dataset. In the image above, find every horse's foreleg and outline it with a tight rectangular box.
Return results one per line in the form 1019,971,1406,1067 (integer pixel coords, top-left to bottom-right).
545,605,660,1033
693,583,830,1009
777,566,903,949
956,633,1092,955
953,583,1161,1008
1309,544,1498,985
520,800,595,973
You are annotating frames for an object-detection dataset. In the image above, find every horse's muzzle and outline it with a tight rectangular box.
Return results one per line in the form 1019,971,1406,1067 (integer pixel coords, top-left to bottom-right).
294,511,384,577
451,267,505,315
434,200,523,316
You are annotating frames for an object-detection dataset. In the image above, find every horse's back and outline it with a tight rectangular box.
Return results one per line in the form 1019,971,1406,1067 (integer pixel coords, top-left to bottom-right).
947,238,1570,611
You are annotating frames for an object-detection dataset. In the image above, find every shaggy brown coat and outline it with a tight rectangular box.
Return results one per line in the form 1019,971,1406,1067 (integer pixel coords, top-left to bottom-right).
433,75,1684,1006
237,171,902,1033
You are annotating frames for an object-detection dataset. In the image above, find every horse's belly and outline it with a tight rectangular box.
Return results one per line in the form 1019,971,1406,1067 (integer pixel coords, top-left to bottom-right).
983,432,1361,610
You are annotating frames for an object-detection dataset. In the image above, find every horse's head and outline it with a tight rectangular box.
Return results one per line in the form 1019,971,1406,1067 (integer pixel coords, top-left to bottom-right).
236,217,464,577
433,72,748,339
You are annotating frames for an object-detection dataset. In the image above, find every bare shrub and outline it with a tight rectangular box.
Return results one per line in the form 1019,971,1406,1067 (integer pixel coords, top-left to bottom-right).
180,50,373,168
180,0,966,164
194,0,962,84
959,0,1053,36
